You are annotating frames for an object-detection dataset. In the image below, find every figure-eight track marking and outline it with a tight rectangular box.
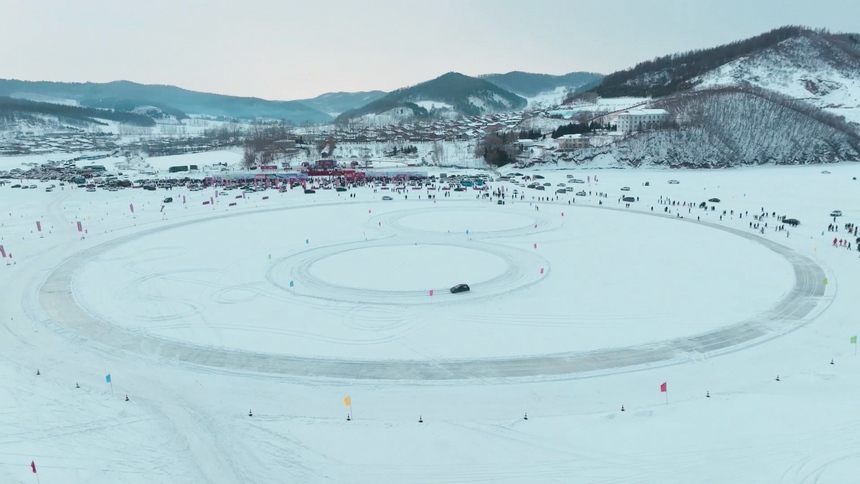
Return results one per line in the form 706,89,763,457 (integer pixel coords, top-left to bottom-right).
38,202,830,381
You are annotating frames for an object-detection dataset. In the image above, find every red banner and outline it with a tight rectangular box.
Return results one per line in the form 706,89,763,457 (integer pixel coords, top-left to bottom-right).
77,221,83,232
36,221,41,232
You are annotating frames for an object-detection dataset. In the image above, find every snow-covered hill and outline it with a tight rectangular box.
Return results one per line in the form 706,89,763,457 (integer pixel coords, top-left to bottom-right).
554,87,860,168
695,33,860,124
336,72,526,125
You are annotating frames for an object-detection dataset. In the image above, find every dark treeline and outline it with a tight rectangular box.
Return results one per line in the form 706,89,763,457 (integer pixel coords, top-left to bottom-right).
0,96,156,127
518,128,542,139
550,122,607,138
593,26,809,98
475,131,520,167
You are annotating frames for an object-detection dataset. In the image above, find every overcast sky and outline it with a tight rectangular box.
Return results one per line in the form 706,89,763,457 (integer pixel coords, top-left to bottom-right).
1,0,858,101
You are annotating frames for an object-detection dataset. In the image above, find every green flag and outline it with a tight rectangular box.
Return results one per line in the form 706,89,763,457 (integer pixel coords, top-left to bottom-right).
268,254,272,260
852,336,857,344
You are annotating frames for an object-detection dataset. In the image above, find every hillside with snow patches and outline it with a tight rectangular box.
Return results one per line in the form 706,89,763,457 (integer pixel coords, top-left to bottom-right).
336,72,527,125
555,87,860,168
694,33,860,124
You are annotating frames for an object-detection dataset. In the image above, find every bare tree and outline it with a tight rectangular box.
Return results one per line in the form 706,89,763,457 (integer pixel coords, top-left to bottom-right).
242,145,256,169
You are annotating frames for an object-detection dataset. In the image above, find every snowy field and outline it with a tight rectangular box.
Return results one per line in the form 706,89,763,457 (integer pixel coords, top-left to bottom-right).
1,160,859,482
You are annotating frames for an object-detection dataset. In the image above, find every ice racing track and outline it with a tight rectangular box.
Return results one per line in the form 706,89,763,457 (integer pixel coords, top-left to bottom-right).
38,202,830,382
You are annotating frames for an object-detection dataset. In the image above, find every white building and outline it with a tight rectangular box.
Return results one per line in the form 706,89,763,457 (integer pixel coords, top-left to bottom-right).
557,134,590,150
614,109,670,133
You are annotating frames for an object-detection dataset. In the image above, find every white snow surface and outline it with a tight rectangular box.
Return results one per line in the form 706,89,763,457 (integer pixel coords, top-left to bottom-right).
1,159,859,483
694,35,860,124
413,101,454,111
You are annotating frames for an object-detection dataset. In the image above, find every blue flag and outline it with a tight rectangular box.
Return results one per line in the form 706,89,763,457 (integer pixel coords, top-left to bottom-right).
289,280,294,288
305,239,309,245
105,374,111,383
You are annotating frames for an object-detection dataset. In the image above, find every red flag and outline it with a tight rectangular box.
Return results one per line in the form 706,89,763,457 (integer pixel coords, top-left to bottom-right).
77,221,83,232
540,267,544,274
0,245,5,258
160,205,165,213
36,221,42,232
660,382,667,393
533,243,537,249
31,460,36,473
429,289,434,296
129,203,134,214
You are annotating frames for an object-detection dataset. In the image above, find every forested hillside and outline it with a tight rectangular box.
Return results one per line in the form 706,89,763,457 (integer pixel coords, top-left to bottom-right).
564,87,860,167
592,26,807,98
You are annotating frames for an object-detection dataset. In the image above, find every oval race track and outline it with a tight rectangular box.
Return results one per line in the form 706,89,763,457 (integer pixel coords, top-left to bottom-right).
38,202,831,381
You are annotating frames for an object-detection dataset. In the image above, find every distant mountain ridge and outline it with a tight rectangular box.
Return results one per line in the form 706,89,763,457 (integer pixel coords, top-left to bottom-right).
480,71,604,98
335,72,527,124
299,91,387,116
0,79,332,124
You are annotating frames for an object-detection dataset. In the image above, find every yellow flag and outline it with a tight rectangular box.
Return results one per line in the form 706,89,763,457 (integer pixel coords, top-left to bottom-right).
344,396,351,407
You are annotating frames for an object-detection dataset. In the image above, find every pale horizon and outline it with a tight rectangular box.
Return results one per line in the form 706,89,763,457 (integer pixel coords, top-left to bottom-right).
2,0,858,101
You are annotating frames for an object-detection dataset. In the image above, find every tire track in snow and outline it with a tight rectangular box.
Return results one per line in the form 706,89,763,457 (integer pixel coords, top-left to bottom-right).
38,202,831,381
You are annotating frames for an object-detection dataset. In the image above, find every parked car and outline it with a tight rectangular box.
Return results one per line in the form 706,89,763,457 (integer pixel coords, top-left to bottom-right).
555,189,566,194
497,200,505,205
335,187,348,192
382,195,393,200
783,218,801,226
10,184,20,188
708,198,721,203
668,180,680,184
576,191,587,196
304,189,316,194
572,179,585,184
163,197,173,203
450,283,470,294
535,186,545,191
620,187,630,191
623,196,635,202
831,210,842,217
